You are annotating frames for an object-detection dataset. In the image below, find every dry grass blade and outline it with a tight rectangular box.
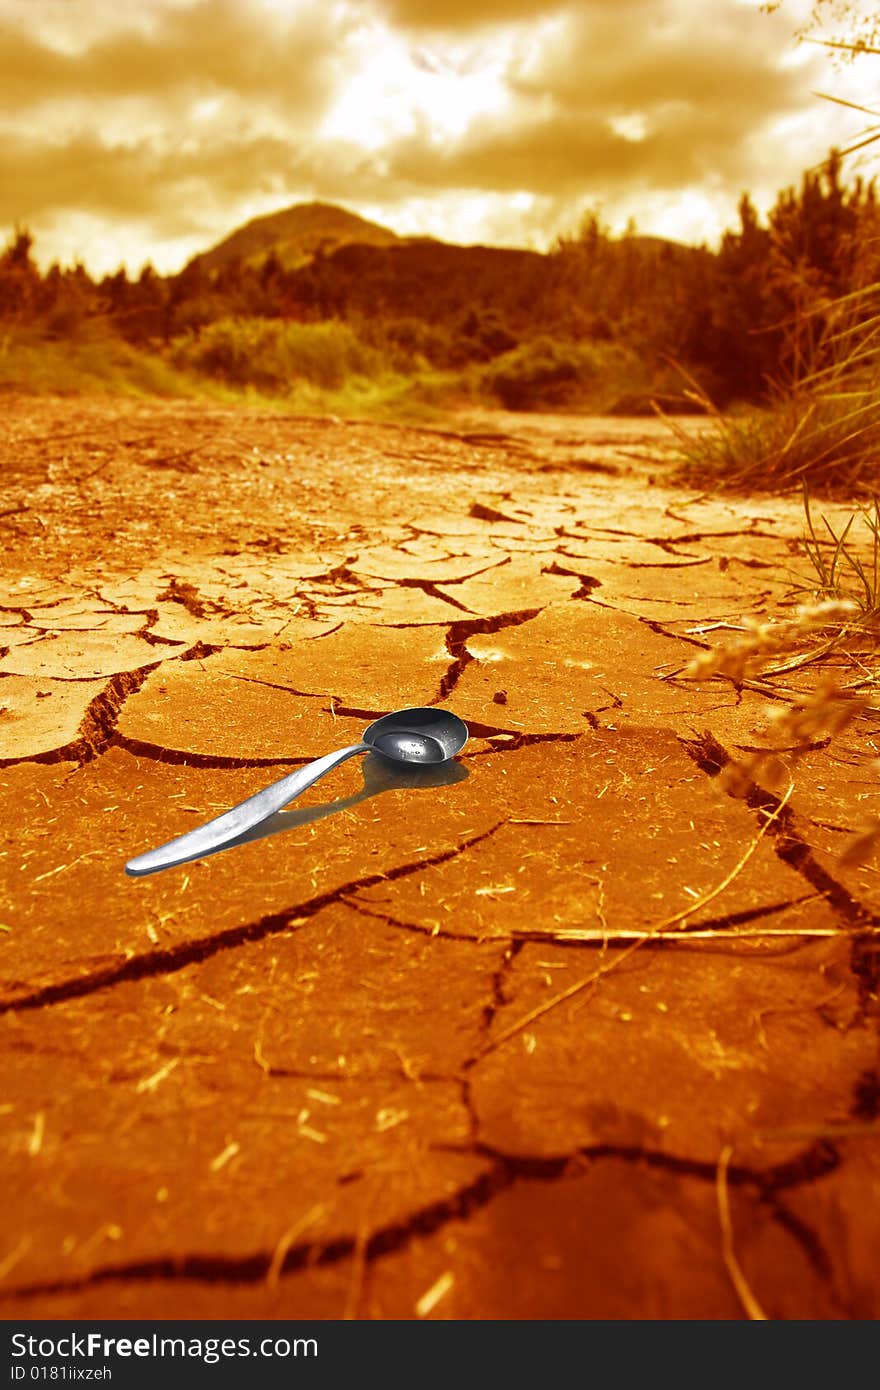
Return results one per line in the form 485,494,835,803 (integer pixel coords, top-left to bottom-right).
479,789,793,1057
811,91,880,118
654,785,794,931
266,1203,325,1290
526,924,876,941
716,1145,768,1321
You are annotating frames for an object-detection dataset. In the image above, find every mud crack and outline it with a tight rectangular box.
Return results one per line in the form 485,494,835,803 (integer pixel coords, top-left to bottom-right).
0,667,156,768
0,1135,843,1306
680,729,880,1123
155,578,211,618
0,823,507,1015
437,607,542,702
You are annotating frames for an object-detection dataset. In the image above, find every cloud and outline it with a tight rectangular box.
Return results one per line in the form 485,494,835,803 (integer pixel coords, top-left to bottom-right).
0,0,346,117
368,4,828,198
376,0,564,29
0,0,852,272
506,1,822,113
0,128,351,230
0,0,362,258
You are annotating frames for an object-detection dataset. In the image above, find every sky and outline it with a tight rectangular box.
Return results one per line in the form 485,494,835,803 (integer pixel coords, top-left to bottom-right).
0,0,878,275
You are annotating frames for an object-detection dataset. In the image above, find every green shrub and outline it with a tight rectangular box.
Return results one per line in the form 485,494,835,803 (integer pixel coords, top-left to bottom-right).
484,338,586,409
170,317,385,392
457,308,518,362
354,315,454,371
0,328,197,397
483,337,639,410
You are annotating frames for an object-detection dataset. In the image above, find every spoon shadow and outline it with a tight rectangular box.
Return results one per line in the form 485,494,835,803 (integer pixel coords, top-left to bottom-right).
166,753,469,871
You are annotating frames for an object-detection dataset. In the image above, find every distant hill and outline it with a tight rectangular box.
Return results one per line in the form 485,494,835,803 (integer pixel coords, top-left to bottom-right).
179,201,709,346
188,201,699,287
190,202,401,273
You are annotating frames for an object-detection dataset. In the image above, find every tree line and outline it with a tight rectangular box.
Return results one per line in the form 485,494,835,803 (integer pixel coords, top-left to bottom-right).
1,152,877,408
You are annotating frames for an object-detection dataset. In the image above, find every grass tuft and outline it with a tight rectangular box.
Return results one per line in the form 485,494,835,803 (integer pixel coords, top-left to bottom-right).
664,281,880,494
800,485,880,618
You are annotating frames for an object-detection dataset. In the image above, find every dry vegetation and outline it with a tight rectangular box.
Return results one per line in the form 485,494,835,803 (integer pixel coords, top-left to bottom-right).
2,147,876,437
666,18,880,873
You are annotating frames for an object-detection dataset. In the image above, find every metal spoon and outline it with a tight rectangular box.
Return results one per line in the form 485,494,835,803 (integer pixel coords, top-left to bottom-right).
124,705,468,878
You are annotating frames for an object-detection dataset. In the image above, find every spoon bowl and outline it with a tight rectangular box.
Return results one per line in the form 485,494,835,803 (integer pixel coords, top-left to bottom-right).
364,707,468,765
125,705,468,877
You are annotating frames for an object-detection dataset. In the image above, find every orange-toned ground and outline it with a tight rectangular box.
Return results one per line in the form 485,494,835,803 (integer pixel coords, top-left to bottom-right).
1,396,878,1320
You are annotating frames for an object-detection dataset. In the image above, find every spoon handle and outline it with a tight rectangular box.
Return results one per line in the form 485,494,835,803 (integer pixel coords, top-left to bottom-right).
125,742,368,877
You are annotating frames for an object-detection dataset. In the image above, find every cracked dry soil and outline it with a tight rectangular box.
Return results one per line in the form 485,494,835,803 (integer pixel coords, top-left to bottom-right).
1,395,878,1320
